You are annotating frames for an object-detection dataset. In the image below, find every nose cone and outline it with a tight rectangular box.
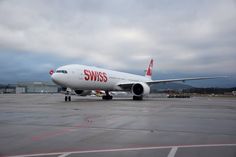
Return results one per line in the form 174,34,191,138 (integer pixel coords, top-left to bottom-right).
51,72,68,87
51,73,60,85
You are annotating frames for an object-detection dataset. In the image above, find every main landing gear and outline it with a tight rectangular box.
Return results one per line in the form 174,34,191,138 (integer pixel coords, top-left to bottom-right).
65,91,71,102
102,90,113,100
133,96,143,100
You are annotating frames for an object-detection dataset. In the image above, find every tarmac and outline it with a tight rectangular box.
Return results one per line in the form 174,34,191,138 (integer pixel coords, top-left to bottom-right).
0,94,236,157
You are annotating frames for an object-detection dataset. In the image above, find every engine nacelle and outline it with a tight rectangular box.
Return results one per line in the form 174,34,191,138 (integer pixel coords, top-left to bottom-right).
131,82,150,96
74,90,92,96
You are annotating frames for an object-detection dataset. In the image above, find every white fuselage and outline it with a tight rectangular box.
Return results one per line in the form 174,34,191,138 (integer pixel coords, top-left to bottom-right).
51,64,151,91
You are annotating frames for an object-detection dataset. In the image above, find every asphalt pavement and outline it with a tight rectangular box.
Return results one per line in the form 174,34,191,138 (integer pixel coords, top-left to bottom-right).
0,94,236,157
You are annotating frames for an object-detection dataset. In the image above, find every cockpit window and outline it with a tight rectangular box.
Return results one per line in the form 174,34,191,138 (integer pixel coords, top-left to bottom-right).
56,70,68,74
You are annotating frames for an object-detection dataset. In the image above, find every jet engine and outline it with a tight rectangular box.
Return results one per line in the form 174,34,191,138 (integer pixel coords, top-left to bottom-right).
131,82,150,96
74,90,92,96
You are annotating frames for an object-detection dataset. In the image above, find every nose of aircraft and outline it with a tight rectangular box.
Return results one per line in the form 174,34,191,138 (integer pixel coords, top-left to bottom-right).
51,73,59,85
49,69,58,85
50,71,66,86
49,68,68,86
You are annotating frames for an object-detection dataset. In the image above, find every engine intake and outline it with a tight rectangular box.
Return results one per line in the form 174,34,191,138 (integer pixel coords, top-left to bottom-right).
131,82,150,96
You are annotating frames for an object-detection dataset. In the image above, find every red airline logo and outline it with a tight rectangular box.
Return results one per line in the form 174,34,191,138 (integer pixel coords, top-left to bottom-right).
84,69,108,82
49,69,54,75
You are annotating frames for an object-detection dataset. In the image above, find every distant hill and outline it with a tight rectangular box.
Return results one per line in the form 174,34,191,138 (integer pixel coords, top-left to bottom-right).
183,87,236,94
150,83,193,92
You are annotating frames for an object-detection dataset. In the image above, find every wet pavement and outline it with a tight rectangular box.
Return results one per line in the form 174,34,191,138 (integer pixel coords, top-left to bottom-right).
0,94,236,157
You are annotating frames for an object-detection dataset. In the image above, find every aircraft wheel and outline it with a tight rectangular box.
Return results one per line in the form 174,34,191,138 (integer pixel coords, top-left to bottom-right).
65,96,68,102
133,96,143,101
102,91,113,100
102,95,113,100
68,96,71,101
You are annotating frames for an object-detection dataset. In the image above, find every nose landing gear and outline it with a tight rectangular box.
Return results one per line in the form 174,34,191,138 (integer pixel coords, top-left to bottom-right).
65,95,71,102
65,90,71,102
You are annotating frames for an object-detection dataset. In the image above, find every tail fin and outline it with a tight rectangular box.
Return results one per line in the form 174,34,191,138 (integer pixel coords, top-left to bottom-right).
145,59,153,79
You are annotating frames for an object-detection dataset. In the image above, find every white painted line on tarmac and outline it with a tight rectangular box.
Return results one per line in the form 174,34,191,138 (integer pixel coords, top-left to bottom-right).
58,152,71,157
167,147,178,157
7,152,62,157
175,143,236,148
6,143,236,157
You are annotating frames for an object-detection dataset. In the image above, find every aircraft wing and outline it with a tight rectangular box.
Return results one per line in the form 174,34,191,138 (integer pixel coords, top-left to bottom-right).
146,76,227,85
118,76,227,90
117,83,133,91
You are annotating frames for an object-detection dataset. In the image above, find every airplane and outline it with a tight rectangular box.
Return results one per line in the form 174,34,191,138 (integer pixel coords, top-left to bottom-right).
50,59,224,101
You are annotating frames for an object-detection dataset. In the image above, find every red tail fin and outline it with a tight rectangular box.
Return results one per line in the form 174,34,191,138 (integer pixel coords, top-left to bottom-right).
145,59,153,79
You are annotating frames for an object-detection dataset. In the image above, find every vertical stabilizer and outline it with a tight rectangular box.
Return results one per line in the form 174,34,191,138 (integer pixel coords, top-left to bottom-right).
145,59,153,80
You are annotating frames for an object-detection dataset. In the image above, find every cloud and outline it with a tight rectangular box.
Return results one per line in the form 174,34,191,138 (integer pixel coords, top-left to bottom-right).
0,0,236,82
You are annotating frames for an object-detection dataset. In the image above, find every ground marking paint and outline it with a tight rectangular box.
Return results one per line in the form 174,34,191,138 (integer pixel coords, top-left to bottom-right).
57,152,71,157
6,143,236,157
167,147,178,157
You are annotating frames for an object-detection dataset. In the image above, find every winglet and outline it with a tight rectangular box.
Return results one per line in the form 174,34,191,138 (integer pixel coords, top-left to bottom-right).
145,59,153,79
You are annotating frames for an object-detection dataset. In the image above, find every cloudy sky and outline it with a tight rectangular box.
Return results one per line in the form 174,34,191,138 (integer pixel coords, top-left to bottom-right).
0,0,235,87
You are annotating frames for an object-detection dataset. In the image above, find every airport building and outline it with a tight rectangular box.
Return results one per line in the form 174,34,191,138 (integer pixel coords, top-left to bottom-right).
0,84,16,94
0,82,59,94
17,82,59,93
